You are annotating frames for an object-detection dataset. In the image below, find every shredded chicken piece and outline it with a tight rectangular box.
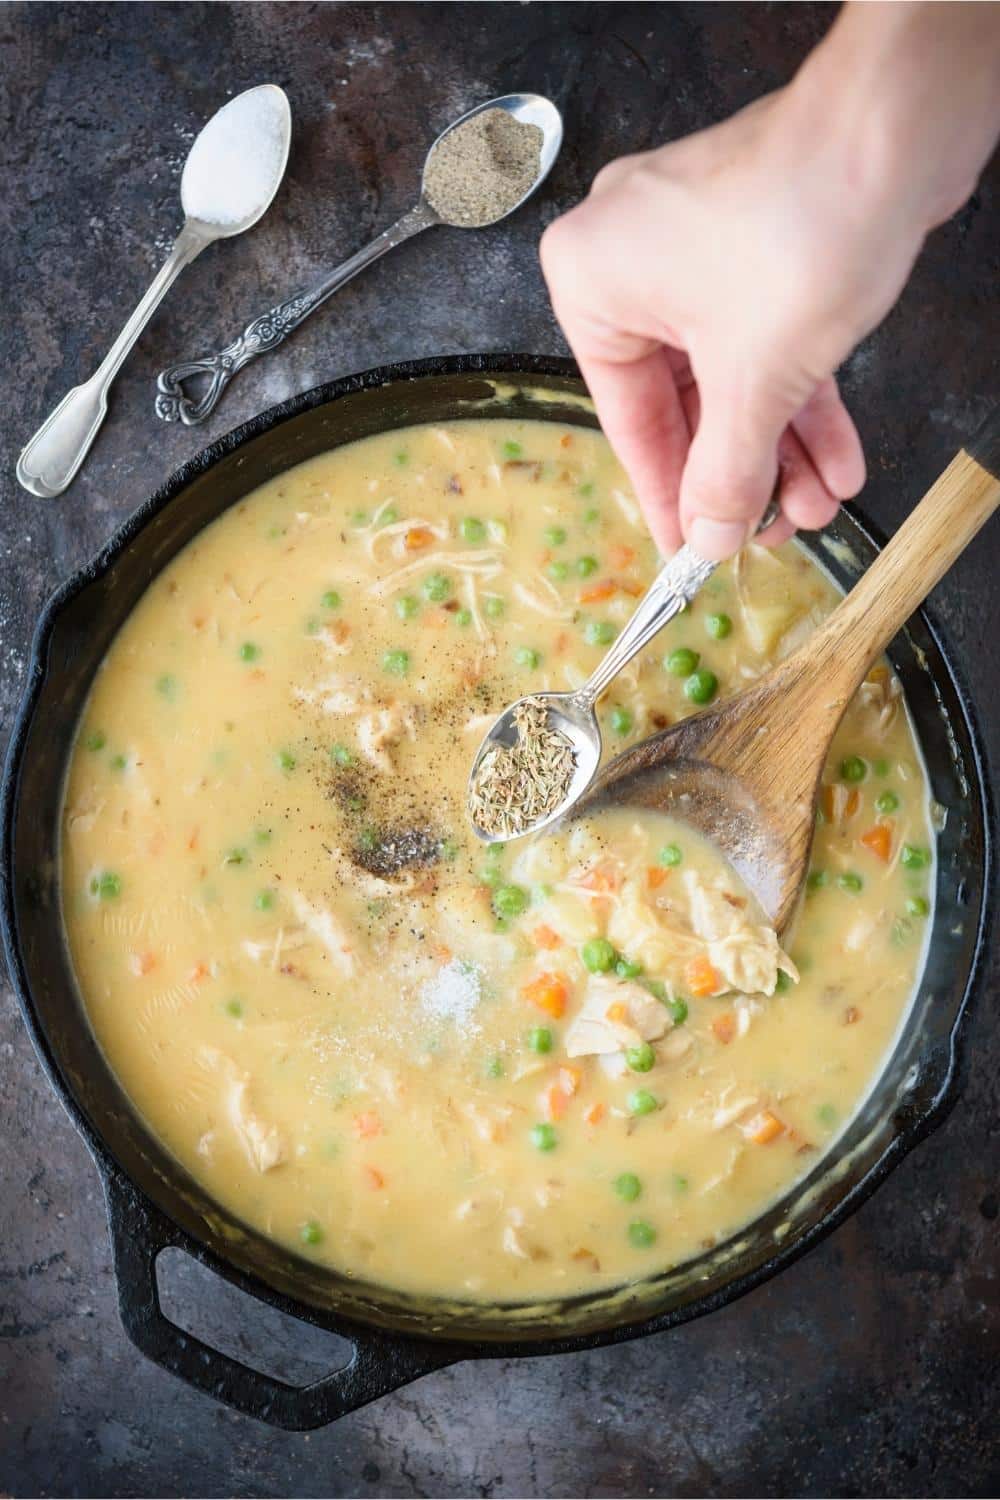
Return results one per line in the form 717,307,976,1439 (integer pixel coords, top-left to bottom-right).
66,796,106,834
292,674,370,716
610,487,640,526
288,891,357,976
241,927,311,970
356,702,417,774
363,512,448,562
565,976,669,1058
513,577,575,620
316,622,353,657
708,927,798,996
198,1047,287,1173
370,549,502,599
857,668,901,732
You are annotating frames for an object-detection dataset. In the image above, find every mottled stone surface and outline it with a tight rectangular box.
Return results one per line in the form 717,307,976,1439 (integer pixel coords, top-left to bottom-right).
1,3,998,1495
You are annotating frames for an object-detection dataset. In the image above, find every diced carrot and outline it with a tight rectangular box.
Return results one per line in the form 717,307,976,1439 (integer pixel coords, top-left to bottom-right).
363,1165,385,1189
129,951,157,977
327,619,351,644
842,1005,861,1025
583,1101,606,1126
712,1012,736,1045
608,544,636,569
860,822,893,862
353,1111,382,1140
521,972,569,1018
186,827,200,852
531,924,563,950
553,631,570,655
431,943,453,964
647,866,668,889
620,578,644,597
558,1065,582,1097
605,1001,628,1024
686,955,721,998
404,526,433,551
543,1083,569,1121
188,961,210,984
579,580,618,604
559,433,573,449
821,784,861,823
576,864,621,893
746,1109,785,1145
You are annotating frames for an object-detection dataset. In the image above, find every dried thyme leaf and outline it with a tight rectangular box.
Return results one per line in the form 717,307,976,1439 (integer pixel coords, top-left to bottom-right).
469,698,575,838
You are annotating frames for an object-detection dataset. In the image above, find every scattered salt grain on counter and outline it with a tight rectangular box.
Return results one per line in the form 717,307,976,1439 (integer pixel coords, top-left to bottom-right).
181,86,289,227
420,960,483,1032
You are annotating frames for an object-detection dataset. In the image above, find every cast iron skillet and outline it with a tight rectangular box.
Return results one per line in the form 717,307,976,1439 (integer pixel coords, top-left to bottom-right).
1,356,993,1429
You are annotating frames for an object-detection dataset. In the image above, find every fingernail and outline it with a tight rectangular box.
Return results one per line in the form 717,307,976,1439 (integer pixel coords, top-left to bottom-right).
688,516,748,561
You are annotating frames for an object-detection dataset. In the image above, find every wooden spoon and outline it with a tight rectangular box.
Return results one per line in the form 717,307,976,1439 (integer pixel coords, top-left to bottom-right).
580,411,1000,933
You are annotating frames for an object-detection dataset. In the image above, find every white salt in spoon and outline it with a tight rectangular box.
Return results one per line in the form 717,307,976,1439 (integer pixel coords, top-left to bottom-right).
17,85,291,498
155,93,563,425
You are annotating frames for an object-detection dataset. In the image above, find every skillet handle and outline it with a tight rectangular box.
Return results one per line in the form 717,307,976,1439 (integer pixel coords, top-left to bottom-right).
101,1166,457,1430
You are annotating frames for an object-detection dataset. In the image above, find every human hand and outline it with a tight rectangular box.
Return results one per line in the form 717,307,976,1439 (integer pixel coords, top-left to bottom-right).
540,3,1000,559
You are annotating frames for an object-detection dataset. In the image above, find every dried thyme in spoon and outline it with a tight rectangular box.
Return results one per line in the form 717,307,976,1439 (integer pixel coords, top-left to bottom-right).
469,697,576,839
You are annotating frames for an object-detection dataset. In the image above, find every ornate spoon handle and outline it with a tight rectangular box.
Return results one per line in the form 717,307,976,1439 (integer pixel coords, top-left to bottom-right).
156,202,438,425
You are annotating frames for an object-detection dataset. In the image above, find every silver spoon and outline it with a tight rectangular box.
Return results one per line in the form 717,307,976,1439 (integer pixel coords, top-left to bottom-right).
155,92,563,425
16,85,291,499
468,502,781,842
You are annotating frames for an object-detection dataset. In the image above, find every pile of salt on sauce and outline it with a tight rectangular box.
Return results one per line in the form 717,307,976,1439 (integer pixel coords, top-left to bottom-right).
423,108,543,227
181,88,288,226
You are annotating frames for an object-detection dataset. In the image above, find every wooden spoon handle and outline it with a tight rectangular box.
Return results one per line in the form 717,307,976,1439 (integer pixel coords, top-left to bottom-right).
806,407,1000,701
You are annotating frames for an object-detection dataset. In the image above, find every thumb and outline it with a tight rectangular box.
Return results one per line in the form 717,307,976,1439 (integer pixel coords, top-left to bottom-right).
679,371,800,560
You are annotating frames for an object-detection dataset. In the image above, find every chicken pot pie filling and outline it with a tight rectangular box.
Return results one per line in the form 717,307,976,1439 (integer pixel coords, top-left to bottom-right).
61,419,933,1300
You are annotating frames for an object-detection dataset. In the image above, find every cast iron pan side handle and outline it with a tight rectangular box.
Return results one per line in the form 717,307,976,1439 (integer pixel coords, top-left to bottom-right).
102,1167,457,1430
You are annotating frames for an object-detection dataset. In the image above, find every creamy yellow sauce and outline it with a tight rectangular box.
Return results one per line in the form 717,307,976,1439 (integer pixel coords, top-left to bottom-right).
61,419,934,1300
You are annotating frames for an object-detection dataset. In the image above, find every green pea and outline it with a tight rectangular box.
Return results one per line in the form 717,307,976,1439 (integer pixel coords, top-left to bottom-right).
906,895,930,917
807,869,828,890
584,620,617,646
89,871,121,901
277,750,296,772
331,744,353,767
484,596,505,620
615,956,643,979
658,843,683,867
817,1103,838,1128
705,612,732,640
493,884,529,919
609,706,633,736
548,561,570,582
627,1219,656,1249
640,979,667,1003
665,647,699,677
455,608,473,627
304,617,320,636
254,828,272,845
460,517,486,543
575,555,599,577
628,1089,658,1117
156,673,177,700
486,841,505,861
300,1220,323,1246
840,755,867,783
383,649,410,677
626,1041,655,1073
224,847,249,866
423,572,452,602
774,970,793,994
502,440,523,460
485,1057,504,1080
544,525,567,547
874,758,891,777
684,668,718,705
875,790,899,814
530,1122,557,1152
901,843,930,870
671,1173,689,1194
581,937,617,973
838,872,864,892
515,646,541,669
668,998,689,1025
528,1027,553,1055
225,998,244,1019
239,642,260,662
480,864,503,889
395,594,420,621
110,753,128,772
321,589,342,610
578,481,595,499
614,1173,641,1203
84,730,106,751
582,507,601,525
254,890,275,911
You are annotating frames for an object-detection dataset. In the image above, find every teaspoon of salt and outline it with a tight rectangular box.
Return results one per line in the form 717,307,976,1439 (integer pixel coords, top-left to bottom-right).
155,92,563,426
17,85,291,499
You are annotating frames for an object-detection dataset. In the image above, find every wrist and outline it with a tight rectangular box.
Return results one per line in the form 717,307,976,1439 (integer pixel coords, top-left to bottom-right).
794,1,1000,235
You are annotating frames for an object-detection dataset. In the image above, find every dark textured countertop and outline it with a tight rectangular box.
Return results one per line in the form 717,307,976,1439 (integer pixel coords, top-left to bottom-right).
1,4,998,1495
